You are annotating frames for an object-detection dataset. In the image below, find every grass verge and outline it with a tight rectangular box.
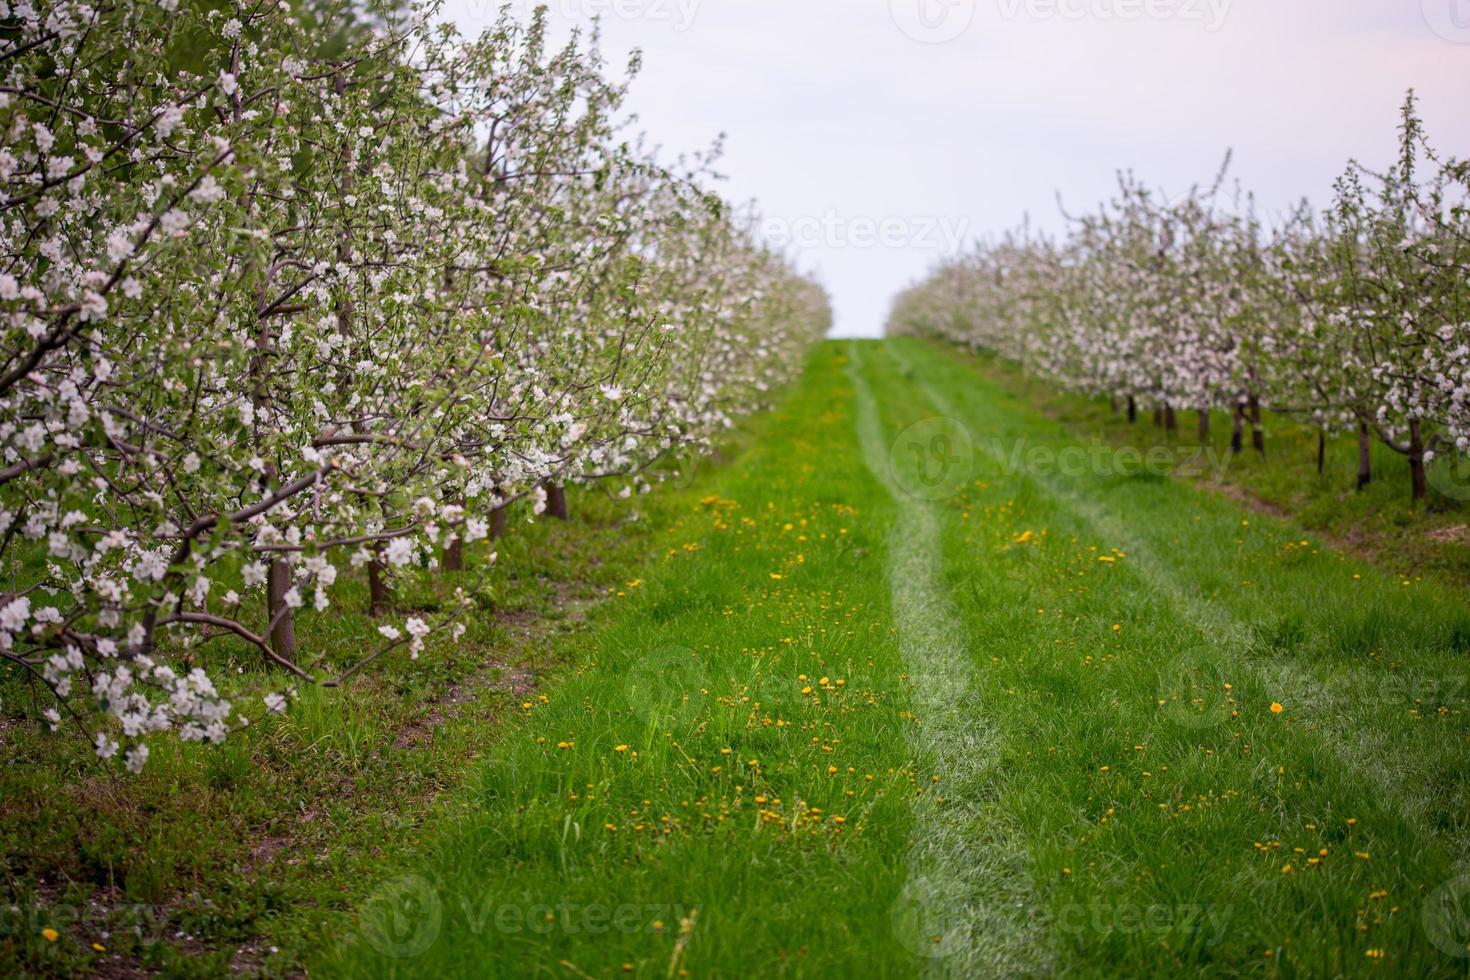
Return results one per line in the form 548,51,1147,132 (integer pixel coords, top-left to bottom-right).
0,422,760,976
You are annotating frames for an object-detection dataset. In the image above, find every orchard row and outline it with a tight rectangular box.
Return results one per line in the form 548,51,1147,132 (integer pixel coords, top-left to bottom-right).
0,0,829,768
890,93,1469,502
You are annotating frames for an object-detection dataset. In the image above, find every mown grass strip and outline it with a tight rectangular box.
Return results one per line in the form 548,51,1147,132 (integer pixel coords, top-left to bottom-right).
847,340,1051,977
880,336,1470,977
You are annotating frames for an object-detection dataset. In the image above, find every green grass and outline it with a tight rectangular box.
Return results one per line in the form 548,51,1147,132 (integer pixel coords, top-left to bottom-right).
948,340,1470,587
0,462,733,976
314,343,922,978
6,339,1470,977
877,337,1470,976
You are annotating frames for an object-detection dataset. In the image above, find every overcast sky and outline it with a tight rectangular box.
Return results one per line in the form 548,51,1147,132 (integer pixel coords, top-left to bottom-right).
438,0,1470,337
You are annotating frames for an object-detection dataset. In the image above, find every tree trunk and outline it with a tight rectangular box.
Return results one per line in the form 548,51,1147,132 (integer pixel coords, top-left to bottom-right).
441,494,466,571
1231,404,1244,455
1110,397,1119,415
1153,405,1163,427
368,544,391,618
1164,404,1177,433
1248,393,1265,455
1409,418,1428,503
1357,421,1372,490
1316,430,1326,476
443,536,463,572
267,560,297,663
1127,395,1137,424
491,503,509,540
545,483,569,521
1197,408,1210,444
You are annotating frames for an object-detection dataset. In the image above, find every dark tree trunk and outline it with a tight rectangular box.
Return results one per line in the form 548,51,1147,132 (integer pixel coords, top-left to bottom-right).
1127,395,1137,423
443,493,466,570
368,544,391,618
1249,393,1265,455
1164,404,1177,433
267,560,297,663
545,483,569,521
1153,405,1163,427
491,503,509,540
1197,408,1210,444
443,537,463,572
1231,404,1244,455
1110,397,1119,415
1316,430,1326,476
1357,421,1372,490
1409,418,1428,503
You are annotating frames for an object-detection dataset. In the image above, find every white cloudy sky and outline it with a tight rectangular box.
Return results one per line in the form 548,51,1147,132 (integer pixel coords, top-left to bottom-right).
437,0,1470,337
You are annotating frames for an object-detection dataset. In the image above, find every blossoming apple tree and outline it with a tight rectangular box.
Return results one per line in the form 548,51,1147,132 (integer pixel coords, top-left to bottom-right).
0,0,829,770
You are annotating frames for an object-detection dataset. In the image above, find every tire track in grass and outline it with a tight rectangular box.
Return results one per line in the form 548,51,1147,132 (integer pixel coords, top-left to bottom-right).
846,341,1052,978
889,339,1248,648
897,338,1470,875
881,340,1470,972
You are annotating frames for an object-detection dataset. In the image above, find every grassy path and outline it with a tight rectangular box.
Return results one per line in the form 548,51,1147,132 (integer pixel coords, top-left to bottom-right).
318,340,1470,978
847,343,1048,977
